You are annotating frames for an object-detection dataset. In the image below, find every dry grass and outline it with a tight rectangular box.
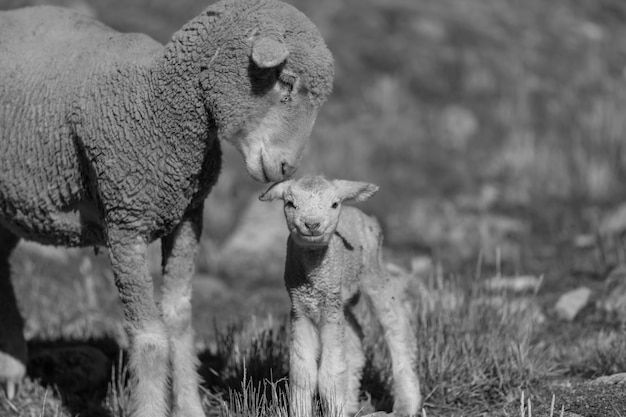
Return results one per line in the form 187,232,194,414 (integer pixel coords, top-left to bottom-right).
1,269,564,417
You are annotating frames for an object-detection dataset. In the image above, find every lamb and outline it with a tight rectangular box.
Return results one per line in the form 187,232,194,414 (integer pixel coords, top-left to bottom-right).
259,176,422,417
0,1,333,416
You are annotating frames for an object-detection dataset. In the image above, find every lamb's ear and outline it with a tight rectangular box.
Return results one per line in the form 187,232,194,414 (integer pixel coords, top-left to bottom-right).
252,36,289,68
259,180,293,202
333,180,380,203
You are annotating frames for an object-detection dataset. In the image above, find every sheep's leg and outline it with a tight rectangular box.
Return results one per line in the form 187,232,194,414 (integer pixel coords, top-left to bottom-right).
318,312,349,417
0,227,25,400
107,230,169,417
366,276,421,417
289,313,319,417
344,309,365,416
161,208,205,417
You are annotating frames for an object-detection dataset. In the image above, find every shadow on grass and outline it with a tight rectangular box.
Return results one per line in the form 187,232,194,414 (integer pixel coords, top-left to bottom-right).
26,337,122,417
23,324,291,417
19,278,559,417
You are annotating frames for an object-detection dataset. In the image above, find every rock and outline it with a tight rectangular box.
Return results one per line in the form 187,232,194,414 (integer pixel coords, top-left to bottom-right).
554,287,592,321
409,255,435,277
578,21,604,41
411,16,446,41
483,275,542,294
596,265,626,320
599,203,626,235
573,233,596,249
589,372,626,385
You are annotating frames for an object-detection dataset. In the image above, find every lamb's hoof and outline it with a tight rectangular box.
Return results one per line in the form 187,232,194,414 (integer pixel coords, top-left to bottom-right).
0,352,26,400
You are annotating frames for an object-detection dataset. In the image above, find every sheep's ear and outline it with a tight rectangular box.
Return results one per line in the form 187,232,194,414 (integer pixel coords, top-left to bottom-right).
333,180,379,203
259,180,293,202
252,36,289,68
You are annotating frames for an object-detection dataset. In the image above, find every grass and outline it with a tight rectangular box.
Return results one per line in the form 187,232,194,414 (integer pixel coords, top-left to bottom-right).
1,264,565,417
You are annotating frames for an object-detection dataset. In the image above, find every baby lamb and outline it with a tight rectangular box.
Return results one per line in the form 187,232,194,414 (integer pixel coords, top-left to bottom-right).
259,176,421,417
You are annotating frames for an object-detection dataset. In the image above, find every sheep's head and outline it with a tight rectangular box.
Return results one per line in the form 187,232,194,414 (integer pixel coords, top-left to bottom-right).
259,176,379,247
183,0,334,183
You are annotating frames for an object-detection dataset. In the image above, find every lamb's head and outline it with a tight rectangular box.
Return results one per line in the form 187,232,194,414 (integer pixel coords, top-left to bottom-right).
176,0,334,183
260,176,379,247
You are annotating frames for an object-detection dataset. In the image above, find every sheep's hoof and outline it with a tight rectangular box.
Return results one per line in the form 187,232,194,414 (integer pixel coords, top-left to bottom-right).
0,352,26,400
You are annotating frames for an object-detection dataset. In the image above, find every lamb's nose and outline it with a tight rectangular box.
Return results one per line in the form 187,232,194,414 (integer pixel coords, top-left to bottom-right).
304,221,320,231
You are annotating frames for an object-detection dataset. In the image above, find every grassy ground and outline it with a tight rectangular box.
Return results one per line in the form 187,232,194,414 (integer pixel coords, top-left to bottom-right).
2,247,626,416
3,0,626,415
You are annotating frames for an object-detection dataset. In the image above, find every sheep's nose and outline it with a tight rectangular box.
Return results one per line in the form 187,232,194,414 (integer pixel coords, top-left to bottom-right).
281,161,297,178
304,221,320,231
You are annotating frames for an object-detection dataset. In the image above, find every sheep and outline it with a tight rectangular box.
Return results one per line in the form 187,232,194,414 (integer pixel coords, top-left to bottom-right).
259,176,422,417
0,0,333,416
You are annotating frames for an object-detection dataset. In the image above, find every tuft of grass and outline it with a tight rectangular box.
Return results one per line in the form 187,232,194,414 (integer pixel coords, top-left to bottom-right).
564,330,626,379
218,368,289,417
202,316,290,396
363,275,556,416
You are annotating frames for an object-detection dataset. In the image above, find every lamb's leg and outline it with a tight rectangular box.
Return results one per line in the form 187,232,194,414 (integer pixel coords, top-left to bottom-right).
344,309,365,417
107,230,169,417
318,311,349,417
161,208,205,417
289,313,319,417
365,277,421,417
0,227,25,400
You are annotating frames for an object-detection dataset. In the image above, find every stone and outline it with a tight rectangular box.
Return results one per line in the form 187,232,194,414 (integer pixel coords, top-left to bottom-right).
596,265,626,320
554,287,592,321
599,203,626,235
483,275,542,294
590,372,626,385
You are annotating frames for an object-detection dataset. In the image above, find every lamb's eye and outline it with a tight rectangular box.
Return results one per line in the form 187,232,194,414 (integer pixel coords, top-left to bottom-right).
331,202,339,209
285,200,296,209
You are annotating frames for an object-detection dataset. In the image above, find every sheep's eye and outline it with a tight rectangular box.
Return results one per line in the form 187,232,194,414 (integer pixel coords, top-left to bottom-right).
278,71,297,90
285,200,296,209
331,202,339,209
278,71,296,104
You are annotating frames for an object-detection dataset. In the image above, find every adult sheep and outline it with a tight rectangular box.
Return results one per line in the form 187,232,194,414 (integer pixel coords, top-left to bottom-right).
0,0,333,416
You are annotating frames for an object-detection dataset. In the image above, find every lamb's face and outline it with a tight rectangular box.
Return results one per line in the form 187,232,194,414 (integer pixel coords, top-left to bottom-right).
259,176,380,248
282,180,342,248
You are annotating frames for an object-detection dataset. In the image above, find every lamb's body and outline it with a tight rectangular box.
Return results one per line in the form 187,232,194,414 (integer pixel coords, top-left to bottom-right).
260,177,421,417
0,2,333,416
285,207,376,322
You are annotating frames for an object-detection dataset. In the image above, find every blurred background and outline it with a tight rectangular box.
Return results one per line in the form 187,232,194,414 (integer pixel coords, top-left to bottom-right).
4,0,626,343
